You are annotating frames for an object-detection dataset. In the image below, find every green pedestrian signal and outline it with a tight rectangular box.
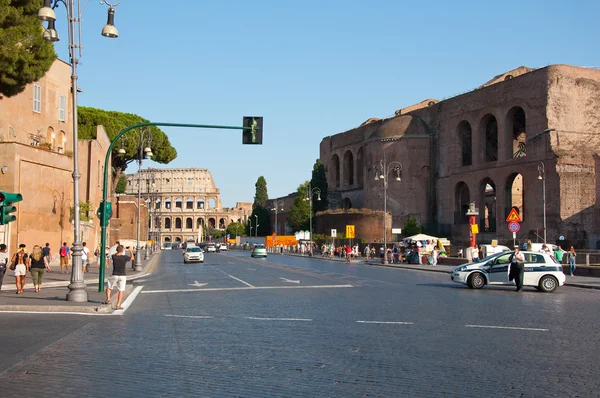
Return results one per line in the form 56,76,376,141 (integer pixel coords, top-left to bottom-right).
0,191,23,225
242,116,263,145
96,201,113,227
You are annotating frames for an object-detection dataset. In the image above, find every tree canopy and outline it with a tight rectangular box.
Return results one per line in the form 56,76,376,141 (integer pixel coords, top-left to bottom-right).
115,174,127,194
77,106,177,189
287,181,310,232
0,0,57,97
226,222,246,238
253,176,268,208
311,159,329,213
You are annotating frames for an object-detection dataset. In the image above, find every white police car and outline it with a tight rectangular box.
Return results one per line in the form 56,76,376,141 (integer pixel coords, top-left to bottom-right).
450,250,566,292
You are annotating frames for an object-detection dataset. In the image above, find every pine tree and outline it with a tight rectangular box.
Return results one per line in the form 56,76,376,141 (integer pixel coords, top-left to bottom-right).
0,1,57,97
311,159,329,213
288,182,311,232
253,176,268,208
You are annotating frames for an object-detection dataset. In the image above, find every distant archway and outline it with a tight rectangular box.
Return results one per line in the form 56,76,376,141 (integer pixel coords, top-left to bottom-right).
331,154,340,187
480,114,498,162
343,150,354,185
209,198,216,209
164,217,172,229
457,121,472,166
479,178,497,232
175,217,182,229
186,217,193,229
208,218,216,228
343,198,352,209
508,107,527,159
454,182,470,224
219,218,226,229
505,173,524,221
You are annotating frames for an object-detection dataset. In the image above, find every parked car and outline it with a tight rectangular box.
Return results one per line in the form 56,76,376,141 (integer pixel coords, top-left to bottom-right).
480,244,511,258
219,244,228,251
251,244,267,258
206,244,217,253
520,243,558,253
183,246,204,264
450,250,565,292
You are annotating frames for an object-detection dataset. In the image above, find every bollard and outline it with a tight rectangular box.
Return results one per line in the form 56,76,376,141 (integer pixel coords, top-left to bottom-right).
586,254,590,266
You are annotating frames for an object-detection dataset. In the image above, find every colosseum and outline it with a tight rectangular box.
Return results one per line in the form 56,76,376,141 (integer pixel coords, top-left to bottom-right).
319,65,600,249
126,168,252,245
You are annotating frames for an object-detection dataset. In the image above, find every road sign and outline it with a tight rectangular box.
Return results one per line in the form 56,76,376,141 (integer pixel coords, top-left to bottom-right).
470,224,479,234
346,225,355,239
505,207,522,223
331,229,337,238
508,221,520,233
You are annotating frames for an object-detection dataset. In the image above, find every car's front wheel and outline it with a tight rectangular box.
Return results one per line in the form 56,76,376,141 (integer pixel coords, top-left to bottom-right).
468,272,486,289
538,275,558,293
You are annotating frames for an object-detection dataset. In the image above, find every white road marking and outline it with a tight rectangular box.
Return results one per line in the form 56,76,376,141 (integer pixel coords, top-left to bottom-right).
142,284,354,294
166,314,213,319
280,277,300,284
188,281,207,287
357,321,414,325
224,273,254,287
248,268,256,271
245,317,312,321
0,311,113,316
112,286,143,315
465,325,549,332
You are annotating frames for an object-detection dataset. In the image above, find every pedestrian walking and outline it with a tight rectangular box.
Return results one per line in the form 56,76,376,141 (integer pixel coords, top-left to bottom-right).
126,246,135,270
509,246,526,292
81,242,90,273
29,245,50,292
457,246,463,258
364,245,370,260
567,246,577,276
59,242,70,273
0,244,8,292
11,244,28,294
472,246,479,263
42,243,51,271
431,247,439,266
554,245,566,263
104,244,130,310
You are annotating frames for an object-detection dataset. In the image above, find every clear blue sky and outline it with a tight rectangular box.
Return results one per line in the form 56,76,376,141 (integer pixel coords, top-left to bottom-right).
52,0,600,207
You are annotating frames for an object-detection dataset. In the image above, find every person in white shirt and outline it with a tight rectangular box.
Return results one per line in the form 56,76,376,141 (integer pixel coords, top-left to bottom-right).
0,244,8,291
81,242,90,273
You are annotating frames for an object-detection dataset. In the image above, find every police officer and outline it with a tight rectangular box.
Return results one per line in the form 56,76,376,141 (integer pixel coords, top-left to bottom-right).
510,246,526,292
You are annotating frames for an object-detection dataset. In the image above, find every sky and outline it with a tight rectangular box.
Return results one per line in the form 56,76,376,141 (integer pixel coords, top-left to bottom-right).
50,0,600,207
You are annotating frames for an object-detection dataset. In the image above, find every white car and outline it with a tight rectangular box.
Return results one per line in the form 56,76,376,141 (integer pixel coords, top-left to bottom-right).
450,251,565,293
183,247,204,263
219,244,228,251
206,244,217,253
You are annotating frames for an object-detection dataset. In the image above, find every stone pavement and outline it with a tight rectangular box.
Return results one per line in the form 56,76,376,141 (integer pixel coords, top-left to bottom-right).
0,251,161,313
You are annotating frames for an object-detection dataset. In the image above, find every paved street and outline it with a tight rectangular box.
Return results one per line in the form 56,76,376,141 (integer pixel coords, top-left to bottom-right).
1,249,600,396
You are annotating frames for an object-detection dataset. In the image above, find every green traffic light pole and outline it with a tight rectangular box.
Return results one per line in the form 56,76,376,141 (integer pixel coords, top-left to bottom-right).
98,121,259,292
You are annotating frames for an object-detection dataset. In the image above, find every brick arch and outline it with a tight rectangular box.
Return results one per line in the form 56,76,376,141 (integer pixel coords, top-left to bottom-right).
454,181,470,224
504,172,524,221
506,106,527,159
478,177,497,232
479,113,498,163
457,120,472,166
331,154,340,188
164,217,172,229
343,150,354,186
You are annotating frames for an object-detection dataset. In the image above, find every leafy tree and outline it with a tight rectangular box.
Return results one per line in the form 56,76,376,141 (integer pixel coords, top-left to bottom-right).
403,217,421,236
250,206,271,237
311,159,329,213
115,174,127,194
0,1,57,97
226,222,246,238
288,181,310,232
77,106,177,190
253,176,268,208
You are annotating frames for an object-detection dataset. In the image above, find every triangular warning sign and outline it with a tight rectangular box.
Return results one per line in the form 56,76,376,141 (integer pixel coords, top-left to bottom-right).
505,208,522,223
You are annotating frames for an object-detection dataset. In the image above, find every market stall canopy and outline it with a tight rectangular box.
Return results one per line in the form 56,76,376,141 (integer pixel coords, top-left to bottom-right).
404,233,451,247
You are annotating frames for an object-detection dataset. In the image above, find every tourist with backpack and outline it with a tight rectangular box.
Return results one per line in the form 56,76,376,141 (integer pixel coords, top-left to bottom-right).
59,242,70,274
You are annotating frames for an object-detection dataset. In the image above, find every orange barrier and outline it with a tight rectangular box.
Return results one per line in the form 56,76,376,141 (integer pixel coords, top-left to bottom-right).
266,236,298,247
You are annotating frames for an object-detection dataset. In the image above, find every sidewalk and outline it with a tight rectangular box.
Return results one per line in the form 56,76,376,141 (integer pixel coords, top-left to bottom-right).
0,251,162,314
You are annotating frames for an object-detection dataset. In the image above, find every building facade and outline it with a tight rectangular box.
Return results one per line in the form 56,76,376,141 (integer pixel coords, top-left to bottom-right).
320,65,600,249
126,168,252,245
0,59,110,255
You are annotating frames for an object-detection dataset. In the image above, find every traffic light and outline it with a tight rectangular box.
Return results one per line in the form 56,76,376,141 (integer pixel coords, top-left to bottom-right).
0,191,23,225
242,116,263,145
96,201,113,227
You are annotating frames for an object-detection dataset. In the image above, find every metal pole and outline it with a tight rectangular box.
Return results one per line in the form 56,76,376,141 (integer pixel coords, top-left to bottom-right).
66,0,87,302
145,176,151,259
383,169,388,265
543,172,547,245
255,215,258,238
309,187,313,256
134,148,142,270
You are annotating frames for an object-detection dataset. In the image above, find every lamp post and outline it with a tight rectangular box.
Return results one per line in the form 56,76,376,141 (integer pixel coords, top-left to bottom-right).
38,0,120,302
254,214,259,238
537,162,546,245
305,184,321,256
145,175,156,258
270,199,285,235
374,157,402,265
249,218,253,239
131,130,153,270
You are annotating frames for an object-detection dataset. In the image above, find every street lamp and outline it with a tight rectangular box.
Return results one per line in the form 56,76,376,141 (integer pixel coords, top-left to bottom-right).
374,157,402,265
270,199,285,235
133,129,153,270
254,214,259,238
538,162,546,245
145,175,156,259
304,184,321,256
248,217,253,239
38,0,120,302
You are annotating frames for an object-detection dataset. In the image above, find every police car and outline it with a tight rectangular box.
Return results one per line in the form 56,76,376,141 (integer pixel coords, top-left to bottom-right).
450,250,566,292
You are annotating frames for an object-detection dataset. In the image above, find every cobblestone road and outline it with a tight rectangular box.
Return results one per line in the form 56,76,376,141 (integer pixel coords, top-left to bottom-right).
1,250,599,397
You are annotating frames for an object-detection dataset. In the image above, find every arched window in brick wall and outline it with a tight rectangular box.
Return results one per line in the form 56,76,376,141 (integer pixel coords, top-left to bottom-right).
507,107,527,159
356,147,364,186
343,150,354,186
480,114,498,163
457,121,472,166
164,217,172,229
208,218,216,228
175,217,182,229
331,154,340,188
505,173,524,221
479,178,497,232
186,217,193,229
